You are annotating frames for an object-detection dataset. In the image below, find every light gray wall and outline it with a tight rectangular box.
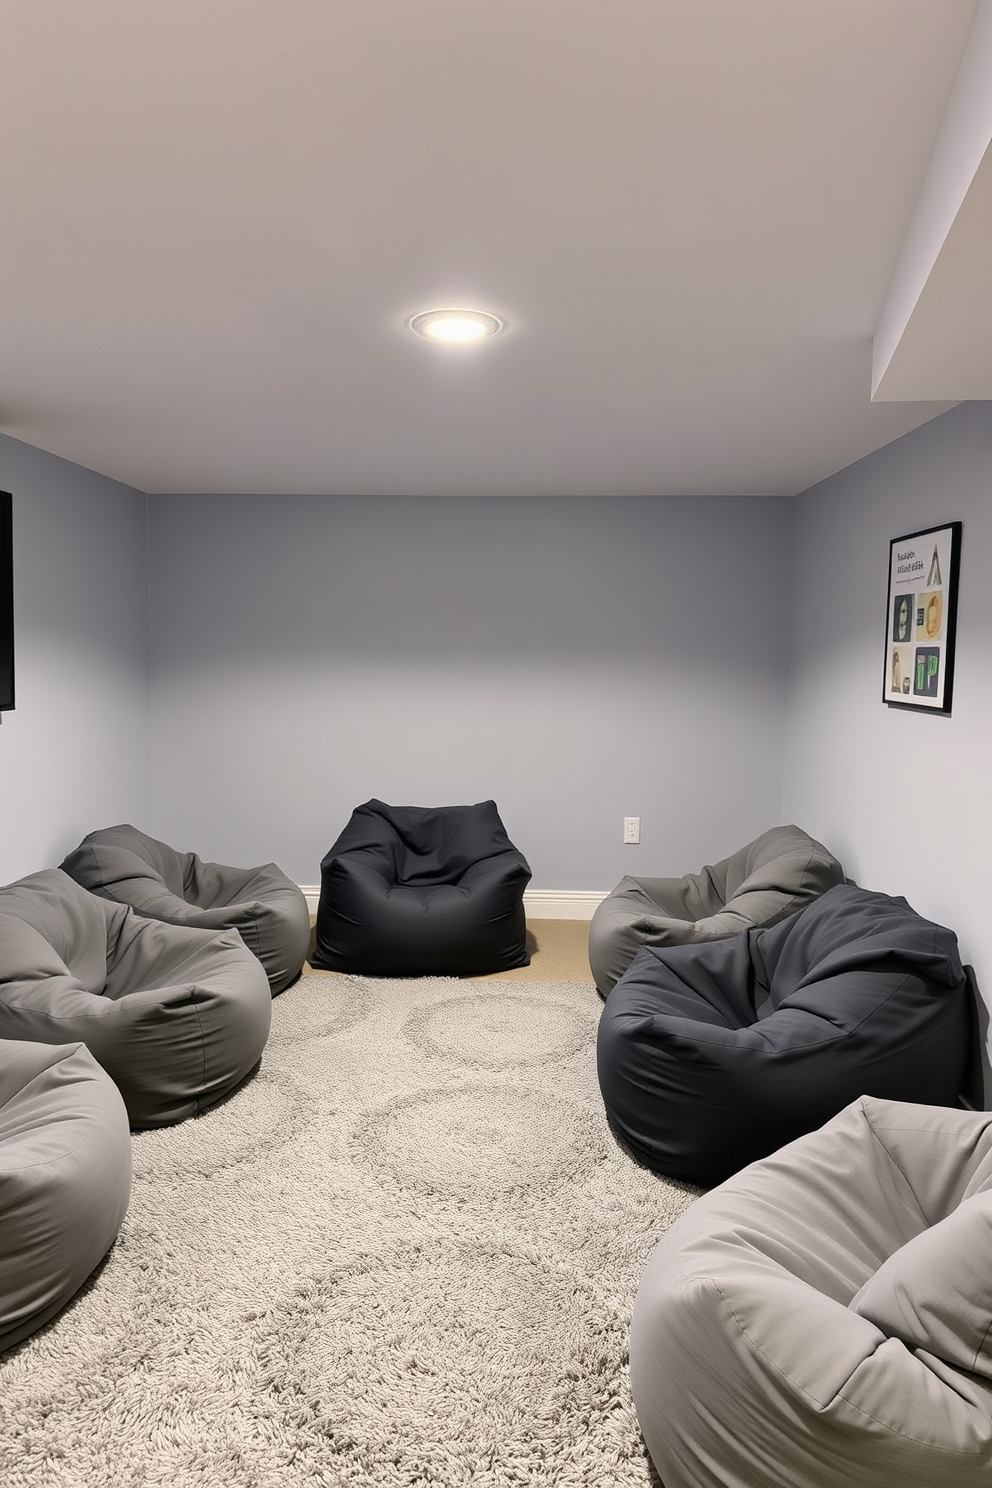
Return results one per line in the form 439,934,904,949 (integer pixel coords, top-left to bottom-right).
0,434,152,884
782,401,992,1069
5,410,989,1079
147,493,792,889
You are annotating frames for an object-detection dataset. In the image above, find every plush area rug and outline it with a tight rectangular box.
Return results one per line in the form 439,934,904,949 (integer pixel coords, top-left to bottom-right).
0,972,697,1487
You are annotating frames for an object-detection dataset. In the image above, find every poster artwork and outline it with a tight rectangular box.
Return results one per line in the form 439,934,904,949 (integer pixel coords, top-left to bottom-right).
883,522,961,715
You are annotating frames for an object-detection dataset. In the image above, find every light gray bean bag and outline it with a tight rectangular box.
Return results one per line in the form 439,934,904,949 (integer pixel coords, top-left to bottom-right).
61,824,310,995
630,1096,992,1488
0,1039,131,1353
0,869,272,1128
588,823,844,995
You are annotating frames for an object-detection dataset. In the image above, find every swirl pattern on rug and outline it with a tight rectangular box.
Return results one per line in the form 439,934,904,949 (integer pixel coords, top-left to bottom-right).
130,1066,318,1182
251,1238,647,1485
353,1081,607,1197
404,990,592,1068
0,973,695,1488
266,972,377,1046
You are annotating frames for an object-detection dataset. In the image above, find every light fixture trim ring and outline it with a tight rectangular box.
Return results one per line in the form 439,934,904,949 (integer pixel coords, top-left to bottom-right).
409,307,505,343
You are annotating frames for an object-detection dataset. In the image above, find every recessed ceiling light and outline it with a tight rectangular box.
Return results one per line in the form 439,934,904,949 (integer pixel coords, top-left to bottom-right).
409,308,503,344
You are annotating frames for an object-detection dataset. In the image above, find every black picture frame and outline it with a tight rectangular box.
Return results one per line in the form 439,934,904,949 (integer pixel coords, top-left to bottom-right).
0,491,12,713
883,520,961,715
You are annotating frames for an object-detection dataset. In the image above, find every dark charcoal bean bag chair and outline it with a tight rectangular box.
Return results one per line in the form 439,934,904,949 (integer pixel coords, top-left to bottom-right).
312,799,532,976
0,869,272,1128
597,883,974,1186
61,824,310,995
630,1097,992,1488
588,823,845,996
1,1039,132,1353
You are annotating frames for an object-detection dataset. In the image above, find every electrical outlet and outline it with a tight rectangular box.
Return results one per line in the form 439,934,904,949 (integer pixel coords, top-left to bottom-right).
623,816,640,844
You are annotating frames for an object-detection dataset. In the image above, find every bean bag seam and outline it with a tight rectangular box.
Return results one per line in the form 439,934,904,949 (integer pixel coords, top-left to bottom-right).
699,1267,989,1452
0,1066,122,1170
189,992,209,1112
974,1316,992,1378
863,1106,962,1228
84,841,104,887
650,971,941,1054
637,1041,662,1146
1,1001,119,1020
830,1383,990,1447
740,842,819,923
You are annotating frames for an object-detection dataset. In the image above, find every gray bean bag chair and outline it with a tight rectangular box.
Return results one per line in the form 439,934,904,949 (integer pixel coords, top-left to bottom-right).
598,883,973,1185
61,824,310,995
312,799,531,976
1,1039,131,1353
0,869,272,1128
589,823,844,996
630,1096,992,1488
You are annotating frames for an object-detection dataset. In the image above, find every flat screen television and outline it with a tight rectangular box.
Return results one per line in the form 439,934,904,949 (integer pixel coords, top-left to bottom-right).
0,491,13,712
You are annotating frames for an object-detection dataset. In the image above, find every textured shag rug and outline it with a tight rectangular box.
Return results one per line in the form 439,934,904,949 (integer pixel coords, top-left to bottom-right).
0,973,698,1487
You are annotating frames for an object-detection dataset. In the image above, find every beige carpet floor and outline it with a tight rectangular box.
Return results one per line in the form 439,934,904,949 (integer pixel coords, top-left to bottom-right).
0,949,697,1488
474,918,595,984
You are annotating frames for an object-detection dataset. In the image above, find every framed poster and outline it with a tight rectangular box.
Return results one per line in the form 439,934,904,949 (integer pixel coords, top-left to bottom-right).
883,520,961,714
0,491,12,713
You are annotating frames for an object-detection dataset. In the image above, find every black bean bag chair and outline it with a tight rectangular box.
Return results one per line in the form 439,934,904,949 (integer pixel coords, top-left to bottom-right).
597,883,974,1186
0,1039,132,1353
589,824,845,996
60,824,310,995
0,869,272,1128
312,799,531,976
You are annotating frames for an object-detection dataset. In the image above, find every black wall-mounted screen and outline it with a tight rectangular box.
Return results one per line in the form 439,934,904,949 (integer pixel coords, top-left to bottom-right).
0,491,13,712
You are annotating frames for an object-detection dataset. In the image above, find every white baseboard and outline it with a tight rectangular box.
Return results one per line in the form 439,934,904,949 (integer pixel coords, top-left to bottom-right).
300,887,608,921
522,889,608,920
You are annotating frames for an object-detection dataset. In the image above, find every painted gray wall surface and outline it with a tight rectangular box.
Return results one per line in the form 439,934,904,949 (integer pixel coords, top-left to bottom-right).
147,493,792,890
0,434,152,884
782,401,992,1070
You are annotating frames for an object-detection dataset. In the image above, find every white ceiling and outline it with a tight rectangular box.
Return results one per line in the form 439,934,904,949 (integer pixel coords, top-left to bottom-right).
0,0,988,498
